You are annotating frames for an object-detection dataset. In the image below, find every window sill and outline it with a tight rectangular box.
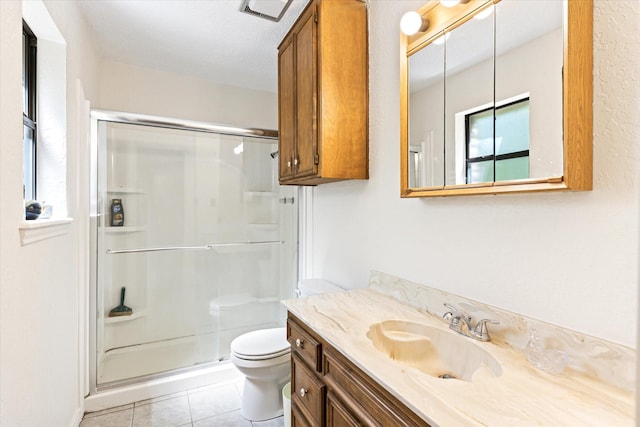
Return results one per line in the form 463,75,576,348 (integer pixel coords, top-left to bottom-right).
19,217,73,246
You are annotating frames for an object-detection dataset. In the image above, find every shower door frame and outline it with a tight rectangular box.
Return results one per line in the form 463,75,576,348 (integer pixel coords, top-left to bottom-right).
88,109,282,395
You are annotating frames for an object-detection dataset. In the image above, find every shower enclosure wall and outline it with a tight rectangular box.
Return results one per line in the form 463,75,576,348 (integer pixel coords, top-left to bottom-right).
90,111,297,391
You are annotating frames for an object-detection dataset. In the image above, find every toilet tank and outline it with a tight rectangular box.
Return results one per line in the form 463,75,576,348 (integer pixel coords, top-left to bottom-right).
297,279,344,297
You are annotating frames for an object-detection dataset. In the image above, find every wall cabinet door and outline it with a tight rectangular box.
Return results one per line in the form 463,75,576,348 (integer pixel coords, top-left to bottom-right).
293,6,318,179
277,0,368,186
277,3,317,183
278,35,296,182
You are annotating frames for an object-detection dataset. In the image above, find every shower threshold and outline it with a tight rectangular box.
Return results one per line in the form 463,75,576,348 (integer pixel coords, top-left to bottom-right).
98,333,222,386
87,361,242,413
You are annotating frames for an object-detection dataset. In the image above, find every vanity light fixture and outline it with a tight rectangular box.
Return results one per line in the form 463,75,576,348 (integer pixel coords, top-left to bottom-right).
474,4,494,20
400,11,430,36
432,32,451,45
440,0,471,7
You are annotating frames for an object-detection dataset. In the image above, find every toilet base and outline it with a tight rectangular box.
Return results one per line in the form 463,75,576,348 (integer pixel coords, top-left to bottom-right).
240,376,289,421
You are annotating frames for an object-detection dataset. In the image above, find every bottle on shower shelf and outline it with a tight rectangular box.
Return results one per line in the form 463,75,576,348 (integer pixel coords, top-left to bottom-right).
110,198,124,226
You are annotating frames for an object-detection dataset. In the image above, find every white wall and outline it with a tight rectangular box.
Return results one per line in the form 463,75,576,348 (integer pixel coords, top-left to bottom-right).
99,61,278,129
0,1,101,426
311,0,639,348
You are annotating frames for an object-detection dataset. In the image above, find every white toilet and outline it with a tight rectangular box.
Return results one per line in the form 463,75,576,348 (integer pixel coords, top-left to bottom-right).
230,279,344,421
231,327,291,421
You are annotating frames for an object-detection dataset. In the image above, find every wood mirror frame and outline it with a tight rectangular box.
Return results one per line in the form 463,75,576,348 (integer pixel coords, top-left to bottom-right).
400,0,592,198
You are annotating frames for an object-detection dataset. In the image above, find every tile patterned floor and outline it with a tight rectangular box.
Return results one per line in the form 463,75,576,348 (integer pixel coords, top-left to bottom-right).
80,380,285,427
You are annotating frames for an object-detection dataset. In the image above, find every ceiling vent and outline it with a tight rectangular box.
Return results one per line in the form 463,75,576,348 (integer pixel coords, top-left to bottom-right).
239,0,293,22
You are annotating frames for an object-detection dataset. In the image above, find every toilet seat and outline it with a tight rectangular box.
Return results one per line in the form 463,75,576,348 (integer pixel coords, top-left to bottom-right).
231,327,290,361
233,347,290,361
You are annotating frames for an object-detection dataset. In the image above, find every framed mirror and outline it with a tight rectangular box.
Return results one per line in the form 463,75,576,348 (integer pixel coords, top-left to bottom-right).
400,0,592,197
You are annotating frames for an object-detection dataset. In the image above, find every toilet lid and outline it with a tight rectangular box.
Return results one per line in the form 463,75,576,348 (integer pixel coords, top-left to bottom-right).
231,327,290,360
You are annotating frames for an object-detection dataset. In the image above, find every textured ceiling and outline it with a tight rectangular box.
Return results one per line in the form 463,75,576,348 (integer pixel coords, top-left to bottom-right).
78,0,309,93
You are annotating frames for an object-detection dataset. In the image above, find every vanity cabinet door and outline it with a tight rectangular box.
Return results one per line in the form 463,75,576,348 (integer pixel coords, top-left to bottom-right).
324,348,432,427
292,404,314,427
326,392,360,427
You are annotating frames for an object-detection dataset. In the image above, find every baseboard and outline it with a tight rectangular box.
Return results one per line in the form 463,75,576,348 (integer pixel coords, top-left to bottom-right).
69,407,84,427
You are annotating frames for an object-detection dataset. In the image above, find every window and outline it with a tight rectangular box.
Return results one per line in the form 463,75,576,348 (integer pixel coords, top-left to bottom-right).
465,98,530,184
23,21,37,201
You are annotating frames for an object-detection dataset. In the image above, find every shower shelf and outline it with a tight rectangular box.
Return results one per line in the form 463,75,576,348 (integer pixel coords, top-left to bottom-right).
103,226,146,233
244,191,275,195
104,309,147,324
107,187,145,194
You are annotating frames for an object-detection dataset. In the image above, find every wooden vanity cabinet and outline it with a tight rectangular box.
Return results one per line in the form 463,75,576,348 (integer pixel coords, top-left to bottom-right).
277,0,369,185
287,313,432,427
288,315,325,426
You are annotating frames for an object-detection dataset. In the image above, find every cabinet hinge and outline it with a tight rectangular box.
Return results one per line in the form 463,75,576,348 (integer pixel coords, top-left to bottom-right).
314,153,319,165
314,12,318,23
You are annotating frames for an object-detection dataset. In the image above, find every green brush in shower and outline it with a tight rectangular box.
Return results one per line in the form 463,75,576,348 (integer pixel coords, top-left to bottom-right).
109,287,133,317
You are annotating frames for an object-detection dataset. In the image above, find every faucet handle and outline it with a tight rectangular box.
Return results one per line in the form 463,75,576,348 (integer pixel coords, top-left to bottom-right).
473,319,500,341
443,303,463,318
442,303,457,321
443,303,470,321
443,303,459,313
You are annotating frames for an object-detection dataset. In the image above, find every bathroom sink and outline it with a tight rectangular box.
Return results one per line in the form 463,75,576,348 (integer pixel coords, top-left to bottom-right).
366,320,503,382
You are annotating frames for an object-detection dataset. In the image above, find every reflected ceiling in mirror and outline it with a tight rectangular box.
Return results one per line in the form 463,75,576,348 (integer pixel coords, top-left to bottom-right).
400,0,592,198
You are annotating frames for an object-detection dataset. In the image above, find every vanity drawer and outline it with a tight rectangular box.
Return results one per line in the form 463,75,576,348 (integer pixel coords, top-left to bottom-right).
292,353,325,427
288,317,322,372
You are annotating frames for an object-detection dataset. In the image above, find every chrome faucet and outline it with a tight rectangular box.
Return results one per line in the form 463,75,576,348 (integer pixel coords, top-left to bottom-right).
442,303,499,342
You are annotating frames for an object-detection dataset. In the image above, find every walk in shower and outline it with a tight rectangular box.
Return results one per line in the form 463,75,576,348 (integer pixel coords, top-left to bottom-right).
89,111,297,394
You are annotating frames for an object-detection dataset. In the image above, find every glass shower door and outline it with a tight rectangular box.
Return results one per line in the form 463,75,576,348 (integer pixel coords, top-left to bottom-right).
94,120,297,386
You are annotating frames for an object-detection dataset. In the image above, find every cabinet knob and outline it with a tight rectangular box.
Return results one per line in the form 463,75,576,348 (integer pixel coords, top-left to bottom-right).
294,158,299,166
287,160,292,168
295,338,304,348
299,388,308,398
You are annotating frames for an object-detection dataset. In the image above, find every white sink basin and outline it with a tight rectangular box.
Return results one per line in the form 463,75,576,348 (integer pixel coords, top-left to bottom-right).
366,320,503,382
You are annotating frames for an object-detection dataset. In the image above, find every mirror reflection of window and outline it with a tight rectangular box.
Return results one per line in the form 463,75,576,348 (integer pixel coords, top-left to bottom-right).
465,97,530,184
495,0,563,180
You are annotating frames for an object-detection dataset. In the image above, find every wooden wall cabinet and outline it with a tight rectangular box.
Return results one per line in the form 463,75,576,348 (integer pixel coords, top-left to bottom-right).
287,313,432,427
277,0,369,185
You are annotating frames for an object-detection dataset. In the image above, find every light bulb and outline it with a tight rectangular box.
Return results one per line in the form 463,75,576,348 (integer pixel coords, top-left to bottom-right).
440,0,460,7
400,11,423,36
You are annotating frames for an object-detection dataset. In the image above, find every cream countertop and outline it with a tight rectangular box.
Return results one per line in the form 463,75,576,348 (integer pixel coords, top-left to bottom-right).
283,288,634,427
